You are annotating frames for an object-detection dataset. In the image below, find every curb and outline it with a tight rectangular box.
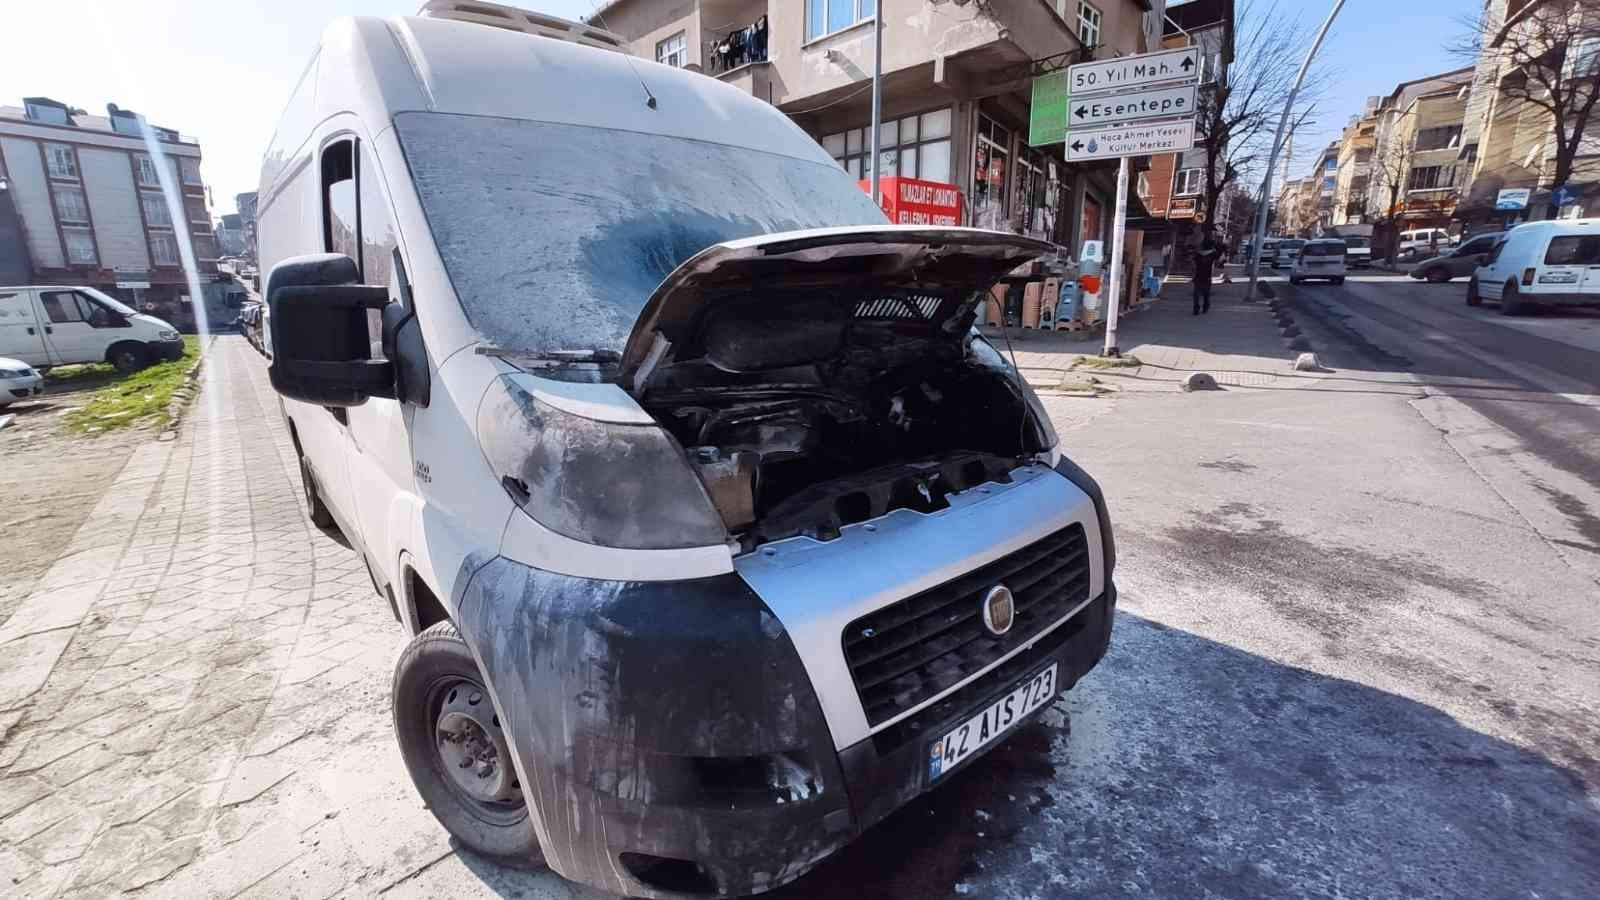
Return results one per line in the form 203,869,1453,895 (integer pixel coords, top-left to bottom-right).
158,336,213,442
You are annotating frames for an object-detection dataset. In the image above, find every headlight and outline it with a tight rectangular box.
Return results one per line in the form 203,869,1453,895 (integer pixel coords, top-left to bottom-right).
477,375,728,550
158,329,180,340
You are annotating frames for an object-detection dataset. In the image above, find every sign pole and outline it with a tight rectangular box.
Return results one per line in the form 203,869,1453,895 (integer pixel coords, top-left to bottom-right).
869,14,884,205
1103,156,1129,358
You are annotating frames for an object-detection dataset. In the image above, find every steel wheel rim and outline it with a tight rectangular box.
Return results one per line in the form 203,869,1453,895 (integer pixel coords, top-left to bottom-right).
428,675,525,825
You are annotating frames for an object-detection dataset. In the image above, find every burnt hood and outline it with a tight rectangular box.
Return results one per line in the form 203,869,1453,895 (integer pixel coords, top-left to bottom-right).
620,226,1055,391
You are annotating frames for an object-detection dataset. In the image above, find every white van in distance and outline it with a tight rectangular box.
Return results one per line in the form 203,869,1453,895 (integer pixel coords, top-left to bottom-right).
1290,239,1348,284
1469,218,1600,315
259,4,1117,897
0,286,184,372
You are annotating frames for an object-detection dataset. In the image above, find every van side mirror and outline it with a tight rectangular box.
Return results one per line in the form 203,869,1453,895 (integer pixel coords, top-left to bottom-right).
1477,254,1489,265
266,254,394,406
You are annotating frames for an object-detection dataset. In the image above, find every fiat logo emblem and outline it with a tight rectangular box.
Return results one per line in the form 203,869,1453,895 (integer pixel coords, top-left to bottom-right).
982,585,1015,636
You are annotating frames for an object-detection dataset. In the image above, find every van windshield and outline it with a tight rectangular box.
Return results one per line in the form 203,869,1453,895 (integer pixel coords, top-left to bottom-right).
395,113,887,356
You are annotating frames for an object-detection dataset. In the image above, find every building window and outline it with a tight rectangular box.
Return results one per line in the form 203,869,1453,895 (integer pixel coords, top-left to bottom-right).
655,31,686,67
44,144,77,180
135,154,162,187
63,229,98,266
53,186,89,224
149,233,180,267
186,198,209,224
972,113,1012,230
179,157,203,186
1173,167,1204,197
806,0,875,42
191,234,217,262
141,193,172,227
25,102,70,125
1078,2,1102,48
822,107,952,184
1406,165,1456,191
1413,125,1462,152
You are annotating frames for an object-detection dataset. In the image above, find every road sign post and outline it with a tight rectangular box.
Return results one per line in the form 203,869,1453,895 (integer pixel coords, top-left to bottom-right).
1104,156,1130,358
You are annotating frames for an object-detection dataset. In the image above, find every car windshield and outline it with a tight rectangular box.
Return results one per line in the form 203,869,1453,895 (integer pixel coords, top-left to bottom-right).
396,112,887,356
1303,242,1346,257
1282,240,1305,249
1343,237,1371,248
84,289,138,316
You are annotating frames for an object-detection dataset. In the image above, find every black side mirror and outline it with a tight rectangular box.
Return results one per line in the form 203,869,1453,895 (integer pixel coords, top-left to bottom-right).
1477,254,1490,265
267,254,394,406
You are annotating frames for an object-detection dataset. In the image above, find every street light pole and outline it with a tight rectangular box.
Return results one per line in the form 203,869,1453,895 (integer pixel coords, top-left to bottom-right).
1245,0,1345,301
869,12,884,205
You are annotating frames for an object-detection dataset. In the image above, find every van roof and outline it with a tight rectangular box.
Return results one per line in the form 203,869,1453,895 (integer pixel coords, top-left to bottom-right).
261,15,832,201
1507,218,1600,233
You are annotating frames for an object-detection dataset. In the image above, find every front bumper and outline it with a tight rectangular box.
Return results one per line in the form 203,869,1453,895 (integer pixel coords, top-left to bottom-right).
151,339,186,362
451,553,1114,899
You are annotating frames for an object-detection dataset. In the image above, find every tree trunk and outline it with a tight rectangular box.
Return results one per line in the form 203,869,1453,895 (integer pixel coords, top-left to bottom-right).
1546,154,1574,221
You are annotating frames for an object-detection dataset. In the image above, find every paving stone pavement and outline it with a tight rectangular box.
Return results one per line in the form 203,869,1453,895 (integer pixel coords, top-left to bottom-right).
0,338,484,899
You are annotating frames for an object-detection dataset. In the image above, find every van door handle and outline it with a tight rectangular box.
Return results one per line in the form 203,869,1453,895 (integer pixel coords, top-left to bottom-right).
26,327,34,335
44,326,52,334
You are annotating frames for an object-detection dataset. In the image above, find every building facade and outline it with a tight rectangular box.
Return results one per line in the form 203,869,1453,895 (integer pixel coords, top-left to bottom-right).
235,191,258,264
1456,0,1600,227
0,97,217,319
590,0,1169,257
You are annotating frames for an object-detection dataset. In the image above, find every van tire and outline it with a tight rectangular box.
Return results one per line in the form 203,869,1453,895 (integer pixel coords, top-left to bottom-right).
394,622,545,870
1423,266,1450,283
298,454,336,529
1500,282,1529,316
108,343,148,375
1332,277,1345,285
1466,278,1482,306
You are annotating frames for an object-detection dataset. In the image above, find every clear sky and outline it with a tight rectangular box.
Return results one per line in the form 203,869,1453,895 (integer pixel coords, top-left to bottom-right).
1,0,1467,219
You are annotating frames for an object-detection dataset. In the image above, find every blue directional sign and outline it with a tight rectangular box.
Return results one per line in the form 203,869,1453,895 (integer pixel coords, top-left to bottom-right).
1553,183,1579,207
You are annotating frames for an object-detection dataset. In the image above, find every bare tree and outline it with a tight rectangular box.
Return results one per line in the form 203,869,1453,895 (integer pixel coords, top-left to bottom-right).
1453,0,1600,219
1366,132,1411,262
1193,0,1328,224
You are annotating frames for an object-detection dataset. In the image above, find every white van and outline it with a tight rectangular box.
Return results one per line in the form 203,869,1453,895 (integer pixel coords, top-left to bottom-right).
0,286,184,373
260,6,1117,897
1290,239,1348,284
1469,217,1600,315
1398,228,1453,260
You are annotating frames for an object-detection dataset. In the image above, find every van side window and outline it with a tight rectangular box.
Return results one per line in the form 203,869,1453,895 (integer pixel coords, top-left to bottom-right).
1487,239,1506,264
40,291,86,324
359,144,397,290
322,140,360,272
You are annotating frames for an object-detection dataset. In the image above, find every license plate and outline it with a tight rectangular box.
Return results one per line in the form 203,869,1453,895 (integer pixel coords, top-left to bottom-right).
927,663,1057,782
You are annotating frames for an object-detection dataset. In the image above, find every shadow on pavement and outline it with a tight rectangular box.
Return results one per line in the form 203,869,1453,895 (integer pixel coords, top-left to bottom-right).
752,614,1599,899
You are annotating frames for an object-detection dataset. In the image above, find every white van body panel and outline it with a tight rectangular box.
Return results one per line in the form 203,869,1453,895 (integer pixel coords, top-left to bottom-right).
0,289,46,365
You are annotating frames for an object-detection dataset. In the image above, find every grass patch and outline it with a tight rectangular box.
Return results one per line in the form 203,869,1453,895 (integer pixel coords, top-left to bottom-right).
65,336,202,433
1073,354,1142,369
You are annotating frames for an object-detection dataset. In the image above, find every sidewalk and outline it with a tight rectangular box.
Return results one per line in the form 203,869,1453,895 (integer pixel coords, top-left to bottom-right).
981,281,1325,393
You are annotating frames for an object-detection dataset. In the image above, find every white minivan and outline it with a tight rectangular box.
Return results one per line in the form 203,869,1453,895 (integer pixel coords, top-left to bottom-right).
1469,218,1600,315
1290,239,1348,284
0,286,184,372
260,5,1117,898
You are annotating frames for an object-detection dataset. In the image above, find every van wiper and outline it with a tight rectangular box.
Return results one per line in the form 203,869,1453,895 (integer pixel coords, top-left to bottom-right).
476,346,622,365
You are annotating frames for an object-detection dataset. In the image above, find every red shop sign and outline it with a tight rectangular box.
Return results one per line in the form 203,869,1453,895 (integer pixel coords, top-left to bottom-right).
857,176,965,227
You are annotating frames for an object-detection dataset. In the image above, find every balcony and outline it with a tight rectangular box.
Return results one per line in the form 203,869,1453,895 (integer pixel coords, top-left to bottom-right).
703,0,768,79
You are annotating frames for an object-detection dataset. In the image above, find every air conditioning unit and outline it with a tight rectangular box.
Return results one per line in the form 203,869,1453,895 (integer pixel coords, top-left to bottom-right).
416,0,629,54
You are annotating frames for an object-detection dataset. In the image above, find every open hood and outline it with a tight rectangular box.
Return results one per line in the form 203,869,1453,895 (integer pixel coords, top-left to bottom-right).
620,226,1055,393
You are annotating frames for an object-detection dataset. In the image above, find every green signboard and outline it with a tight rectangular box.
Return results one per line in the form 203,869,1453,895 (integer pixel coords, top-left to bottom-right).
1029,71,1069,147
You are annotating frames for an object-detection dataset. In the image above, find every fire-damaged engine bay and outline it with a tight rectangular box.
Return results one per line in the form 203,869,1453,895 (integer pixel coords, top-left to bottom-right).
638,308,1054,554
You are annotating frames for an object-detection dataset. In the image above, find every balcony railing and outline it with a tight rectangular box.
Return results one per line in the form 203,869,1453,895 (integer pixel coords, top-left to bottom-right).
707,15,768,74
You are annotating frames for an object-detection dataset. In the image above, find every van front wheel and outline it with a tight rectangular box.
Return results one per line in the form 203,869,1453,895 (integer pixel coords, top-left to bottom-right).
298,454,335,529
394,622,545,870
109,343,148,374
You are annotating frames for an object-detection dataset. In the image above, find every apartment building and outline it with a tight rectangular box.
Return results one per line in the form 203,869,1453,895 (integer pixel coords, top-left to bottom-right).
1311,141,1339,233
1456,0,1600,227
591,0,1168,254
1329,108,1376,226
0,97,217,317
235,192,258,264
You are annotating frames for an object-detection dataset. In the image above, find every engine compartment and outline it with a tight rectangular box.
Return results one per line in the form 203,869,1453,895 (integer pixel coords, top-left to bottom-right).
644,329,1046,552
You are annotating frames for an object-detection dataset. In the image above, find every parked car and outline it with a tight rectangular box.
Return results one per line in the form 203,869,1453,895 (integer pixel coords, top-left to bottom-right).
260,9,1118,899
1398,228,1453,260
1274,238,1306,268
1290,239,1348,284
0,286,185,373
1408,232,1504,283
1341,235,1373,268
0,356,43,408
1469,218,1600,315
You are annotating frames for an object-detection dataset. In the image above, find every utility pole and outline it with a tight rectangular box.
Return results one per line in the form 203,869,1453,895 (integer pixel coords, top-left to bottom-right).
1102,157,1130,357
869,12,884,205
1246,0,1344,301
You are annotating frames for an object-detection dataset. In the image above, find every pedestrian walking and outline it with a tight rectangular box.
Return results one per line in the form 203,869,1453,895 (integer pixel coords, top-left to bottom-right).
1193,227,1221,315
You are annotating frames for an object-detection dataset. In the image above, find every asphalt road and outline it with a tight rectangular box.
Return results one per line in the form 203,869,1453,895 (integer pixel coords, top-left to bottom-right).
745,276,1600,899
